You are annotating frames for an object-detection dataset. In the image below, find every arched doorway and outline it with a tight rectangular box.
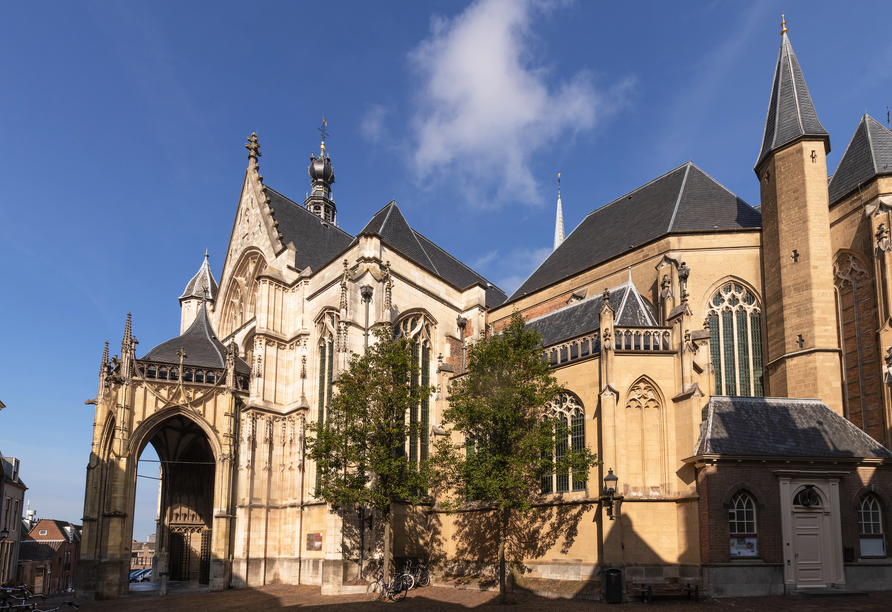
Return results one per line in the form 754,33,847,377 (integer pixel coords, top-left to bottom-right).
136,415,217,586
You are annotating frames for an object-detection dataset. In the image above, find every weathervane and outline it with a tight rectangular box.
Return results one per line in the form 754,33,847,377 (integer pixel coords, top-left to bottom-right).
319,117,329,154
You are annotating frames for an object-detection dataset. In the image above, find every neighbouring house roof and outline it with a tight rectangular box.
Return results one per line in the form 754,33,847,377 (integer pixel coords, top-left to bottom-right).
828,114,892,204
509,162,760,301
692,396,892,459
18,541,62,562
142,301,250,373
755,32,829,171
358,201,507,307
0,452,26,489
524,279,658,348
27,519,81,543
179,253,219,302
266,187,355,273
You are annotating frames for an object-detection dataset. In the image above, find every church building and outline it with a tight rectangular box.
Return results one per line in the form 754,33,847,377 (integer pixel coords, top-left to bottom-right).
78,20,892,600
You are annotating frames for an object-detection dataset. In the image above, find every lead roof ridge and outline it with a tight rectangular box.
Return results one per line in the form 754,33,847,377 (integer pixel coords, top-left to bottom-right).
667,162,692,232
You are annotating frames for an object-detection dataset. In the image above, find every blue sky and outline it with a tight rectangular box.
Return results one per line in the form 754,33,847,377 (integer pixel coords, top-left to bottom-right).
2,1,891,540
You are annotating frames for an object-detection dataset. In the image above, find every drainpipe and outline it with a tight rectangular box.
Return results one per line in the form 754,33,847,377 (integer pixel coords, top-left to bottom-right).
228,396,242,589
358,284,374,579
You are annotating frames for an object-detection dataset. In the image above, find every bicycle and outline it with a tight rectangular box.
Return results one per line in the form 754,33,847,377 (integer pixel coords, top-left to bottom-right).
403,559,430,589
366,571,411,602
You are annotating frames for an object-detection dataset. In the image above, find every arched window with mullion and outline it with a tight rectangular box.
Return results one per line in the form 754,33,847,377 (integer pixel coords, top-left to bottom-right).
859,494,886,557
399,314,433,465
707,283,763,397
728,491,758,557
540,393,586,494
315,311,338,489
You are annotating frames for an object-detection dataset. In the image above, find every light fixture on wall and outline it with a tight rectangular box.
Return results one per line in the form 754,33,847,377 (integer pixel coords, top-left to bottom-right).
0,527,8,541
602,468,620,520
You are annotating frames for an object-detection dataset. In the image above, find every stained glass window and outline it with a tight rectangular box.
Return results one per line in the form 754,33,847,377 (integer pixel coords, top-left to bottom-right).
707,283,763,397
541,393,586,494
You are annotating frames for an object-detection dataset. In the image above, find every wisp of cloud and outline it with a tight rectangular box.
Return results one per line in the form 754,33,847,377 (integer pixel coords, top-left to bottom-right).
409,0,631,208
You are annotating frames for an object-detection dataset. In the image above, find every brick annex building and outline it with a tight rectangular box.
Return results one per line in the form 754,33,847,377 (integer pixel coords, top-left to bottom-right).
78,22,892,599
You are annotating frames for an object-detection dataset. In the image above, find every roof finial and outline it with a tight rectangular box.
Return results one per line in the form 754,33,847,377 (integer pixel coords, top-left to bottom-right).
246,132,261,165
780,14,787,35
318,117,329,155
553,172,565,251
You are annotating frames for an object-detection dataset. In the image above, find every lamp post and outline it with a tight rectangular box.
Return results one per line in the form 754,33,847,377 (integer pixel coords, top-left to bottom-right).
602,468,620,520
0,527,8,540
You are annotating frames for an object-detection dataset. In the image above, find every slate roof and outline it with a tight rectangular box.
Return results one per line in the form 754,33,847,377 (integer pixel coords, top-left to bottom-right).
755,32,829,172
828,115,892,204
524,278,659,347
179,253,218,302
358,201,507,307
142,301,250,373
692,396,892,459
509,162,760,301
266,187,355,273
18,540,62,561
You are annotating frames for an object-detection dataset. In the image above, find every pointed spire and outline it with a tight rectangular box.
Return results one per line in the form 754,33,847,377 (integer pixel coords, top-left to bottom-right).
755,17,829,172
246,132,261,166
123,312,132,345
180,252,219,303
100,340,109,375
553,173,565,251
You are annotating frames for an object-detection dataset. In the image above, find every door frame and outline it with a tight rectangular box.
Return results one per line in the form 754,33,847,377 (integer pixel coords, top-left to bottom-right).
775,471,847,590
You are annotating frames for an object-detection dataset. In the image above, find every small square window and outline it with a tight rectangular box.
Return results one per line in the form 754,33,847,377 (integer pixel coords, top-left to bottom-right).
38,530,47,536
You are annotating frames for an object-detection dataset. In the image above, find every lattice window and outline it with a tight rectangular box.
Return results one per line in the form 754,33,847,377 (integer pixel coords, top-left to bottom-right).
541,393,586,494
859,494,886,557
834,253,883,442
399,314,433,465
728,492,758,557
707,283,763,397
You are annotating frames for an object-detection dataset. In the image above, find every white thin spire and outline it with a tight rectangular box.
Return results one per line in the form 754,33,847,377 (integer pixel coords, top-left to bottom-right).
554,173,564,251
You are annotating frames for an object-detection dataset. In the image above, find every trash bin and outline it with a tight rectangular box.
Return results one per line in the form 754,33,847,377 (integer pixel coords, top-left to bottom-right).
605,568,622,604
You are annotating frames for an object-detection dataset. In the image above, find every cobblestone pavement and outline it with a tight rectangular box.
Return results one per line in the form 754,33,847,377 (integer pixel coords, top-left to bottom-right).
38,585,892,612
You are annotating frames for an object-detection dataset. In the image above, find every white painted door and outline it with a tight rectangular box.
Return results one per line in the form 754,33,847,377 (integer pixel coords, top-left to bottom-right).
793,511,824,586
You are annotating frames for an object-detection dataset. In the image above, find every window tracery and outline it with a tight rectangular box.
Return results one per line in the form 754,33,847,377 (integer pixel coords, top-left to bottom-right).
540,393,585,494
399,314,433,464
707,283,763,396
834,253,883,441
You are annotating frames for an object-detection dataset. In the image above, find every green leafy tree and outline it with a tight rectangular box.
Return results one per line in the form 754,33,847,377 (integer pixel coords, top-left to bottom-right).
306,325,433,577
431,312,600,604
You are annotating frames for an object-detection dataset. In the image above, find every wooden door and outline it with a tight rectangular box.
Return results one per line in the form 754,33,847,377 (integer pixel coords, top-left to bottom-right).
793,512,824,586
34,571,44,594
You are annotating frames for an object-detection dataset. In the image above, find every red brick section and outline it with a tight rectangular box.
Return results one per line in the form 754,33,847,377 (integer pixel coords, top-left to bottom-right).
56,584,892,611
698,462,892,565
445,336,463,371
491,291,574,334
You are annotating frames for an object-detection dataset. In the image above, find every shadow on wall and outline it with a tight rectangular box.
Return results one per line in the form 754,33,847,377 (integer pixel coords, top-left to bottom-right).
442,499,594,588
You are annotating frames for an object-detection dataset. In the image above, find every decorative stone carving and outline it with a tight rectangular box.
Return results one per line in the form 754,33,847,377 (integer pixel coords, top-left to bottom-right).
876,223,892,255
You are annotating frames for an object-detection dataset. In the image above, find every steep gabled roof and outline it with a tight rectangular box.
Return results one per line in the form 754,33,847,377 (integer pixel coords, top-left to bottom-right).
143,301,250,373
358,202,507,307
524,278,658,348
692,397,892,459
18,540,62,561
755,32,829,172
266,187,355,273
509,162,760,301
828,115,892,204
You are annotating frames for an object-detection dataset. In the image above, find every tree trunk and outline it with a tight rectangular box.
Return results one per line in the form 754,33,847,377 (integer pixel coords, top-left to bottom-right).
499,507,508,604
383,503,393,581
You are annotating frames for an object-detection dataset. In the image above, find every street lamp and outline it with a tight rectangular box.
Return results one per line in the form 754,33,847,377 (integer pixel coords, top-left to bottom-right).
602,468,620,521
0,527,9,541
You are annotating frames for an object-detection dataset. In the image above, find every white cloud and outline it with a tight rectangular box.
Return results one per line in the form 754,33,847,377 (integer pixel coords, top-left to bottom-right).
361,104,388,142
409,0,632,207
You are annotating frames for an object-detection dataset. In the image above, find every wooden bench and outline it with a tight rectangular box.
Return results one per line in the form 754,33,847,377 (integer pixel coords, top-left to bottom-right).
629,578,701,604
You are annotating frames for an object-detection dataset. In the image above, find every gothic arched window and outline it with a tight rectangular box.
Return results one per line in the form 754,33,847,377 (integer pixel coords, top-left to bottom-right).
315,311,338,489
859,494,886,557
399,314,433,464
707,283,763,396
834,253,882,442
728,492,758,557
540,393,586,494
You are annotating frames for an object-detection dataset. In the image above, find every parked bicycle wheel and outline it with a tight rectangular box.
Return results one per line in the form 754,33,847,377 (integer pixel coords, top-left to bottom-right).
417,569,430,587
366,581,382,601
390,579,407,602
400,572,415,591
